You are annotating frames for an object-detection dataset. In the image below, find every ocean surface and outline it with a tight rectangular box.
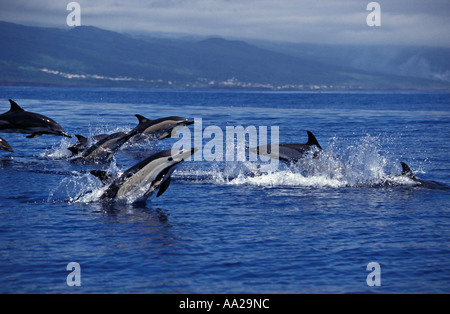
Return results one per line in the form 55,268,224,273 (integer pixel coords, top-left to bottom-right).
0,86,449,293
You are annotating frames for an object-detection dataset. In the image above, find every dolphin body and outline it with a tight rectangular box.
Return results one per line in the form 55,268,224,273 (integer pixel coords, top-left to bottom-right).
0,137,14,152
131,114,194,140
68,134,110,155
250,131,322,165
69,114,194,155
91,148,198,203
72,131,136,163
0,99,71,138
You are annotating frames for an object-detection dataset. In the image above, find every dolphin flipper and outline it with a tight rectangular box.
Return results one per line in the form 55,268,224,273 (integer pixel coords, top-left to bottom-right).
26,132,43,138
157,176,171,198
157,131,173,140
144,167,173,198
0,137,14,152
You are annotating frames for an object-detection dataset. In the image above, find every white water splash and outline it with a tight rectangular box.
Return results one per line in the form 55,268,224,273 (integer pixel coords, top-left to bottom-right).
49,134,420,205
40,137,73,159
227,170,345,188
178,134,418,189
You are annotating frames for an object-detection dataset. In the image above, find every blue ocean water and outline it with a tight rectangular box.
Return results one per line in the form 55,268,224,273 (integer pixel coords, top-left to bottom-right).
0,86,449,293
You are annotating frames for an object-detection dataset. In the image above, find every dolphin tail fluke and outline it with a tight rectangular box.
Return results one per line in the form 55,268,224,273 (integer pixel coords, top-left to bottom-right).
306,131,322,149
90,170,114,184
8,99,25,112
401,162,416,179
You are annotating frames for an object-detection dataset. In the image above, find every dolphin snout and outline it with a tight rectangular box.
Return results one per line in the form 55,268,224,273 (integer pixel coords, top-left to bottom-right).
62,132,72,138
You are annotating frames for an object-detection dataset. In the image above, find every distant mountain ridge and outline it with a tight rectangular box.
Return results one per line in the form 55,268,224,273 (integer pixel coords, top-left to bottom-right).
0,21,449,90
252,40,450,84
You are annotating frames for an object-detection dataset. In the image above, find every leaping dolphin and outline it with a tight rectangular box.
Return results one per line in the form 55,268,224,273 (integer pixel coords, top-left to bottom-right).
0,137,14,152
68,134,110,155
0,99,71,138
131,114,194,140
91,148,198,203
72,131,136,163
250,130,322,165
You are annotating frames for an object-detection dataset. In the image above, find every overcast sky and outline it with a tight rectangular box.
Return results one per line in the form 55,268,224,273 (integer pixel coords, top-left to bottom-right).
1,0,449,46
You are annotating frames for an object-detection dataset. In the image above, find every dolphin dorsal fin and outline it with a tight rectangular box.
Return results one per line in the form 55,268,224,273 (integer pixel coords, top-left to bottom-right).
67,147,79,155
306,131,322,149
8,99,25,112
401,162,416,179
135,114,151,124
75,134,88,142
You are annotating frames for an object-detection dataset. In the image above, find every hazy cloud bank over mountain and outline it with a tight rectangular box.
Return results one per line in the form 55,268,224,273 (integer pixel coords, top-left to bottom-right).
1,0,450,47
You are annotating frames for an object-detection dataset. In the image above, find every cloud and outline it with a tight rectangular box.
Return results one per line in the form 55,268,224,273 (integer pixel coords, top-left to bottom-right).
0,0,449,46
